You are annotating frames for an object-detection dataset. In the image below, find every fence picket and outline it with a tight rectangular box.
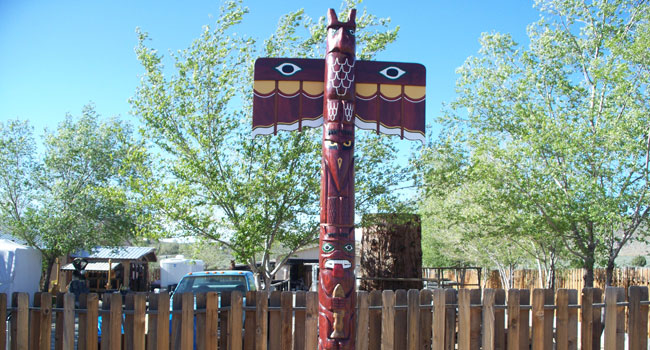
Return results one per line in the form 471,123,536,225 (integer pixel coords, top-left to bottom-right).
181,292,193,350
368,290,382,350
281,291,293,350
482,289,495,350
134,293,146,350
269,291,282,349
432,289,445,350
100,294,111,350
394,290,407,349
507,289,520,350
556,289,577,350
109,293,122,350
381,290,395,350
304,292,318,350
30,292,42,350
63,293,75,350
39,292,52,350
494,289,505,350
157,293,170,350
86,293,99,350
230,291,243,350
356,291,369,350
244,291,257,350
628,286,648,350
406,289,419,350
196,293,207,350
125,294,134,350
205,292,218,350
0,294,6,350
418,289,433,350
255,291,269,350
604,287,625,350
444,289,457,350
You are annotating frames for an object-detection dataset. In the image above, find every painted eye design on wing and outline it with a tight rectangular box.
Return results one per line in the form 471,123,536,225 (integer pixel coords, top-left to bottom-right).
275,62,302,76
379,66,406,80
322,242,335,253
343,244,354,253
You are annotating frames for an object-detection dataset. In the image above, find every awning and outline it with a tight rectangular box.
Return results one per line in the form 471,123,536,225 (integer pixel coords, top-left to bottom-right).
62,262,121,272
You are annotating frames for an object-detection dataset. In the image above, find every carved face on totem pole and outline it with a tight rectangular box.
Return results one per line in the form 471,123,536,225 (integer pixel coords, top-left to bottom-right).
319,9,357,350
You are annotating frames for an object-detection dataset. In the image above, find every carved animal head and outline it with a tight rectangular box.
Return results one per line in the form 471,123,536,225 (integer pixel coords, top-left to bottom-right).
326,9,356,56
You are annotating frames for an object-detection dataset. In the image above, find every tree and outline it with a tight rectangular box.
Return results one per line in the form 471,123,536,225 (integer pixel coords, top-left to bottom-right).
0,106,153,290
423,0,650,287
131,1,410,289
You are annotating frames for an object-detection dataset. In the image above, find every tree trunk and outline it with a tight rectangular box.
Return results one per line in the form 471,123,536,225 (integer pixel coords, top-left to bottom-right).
41,255,56,292
359,213,422,291
605,259,615,287
583,250,595,288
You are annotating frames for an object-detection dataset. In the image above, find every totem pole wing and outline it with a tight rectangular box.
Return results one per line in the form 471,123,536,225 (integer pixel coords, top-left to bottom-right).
354,61,426,144
252,57,325,136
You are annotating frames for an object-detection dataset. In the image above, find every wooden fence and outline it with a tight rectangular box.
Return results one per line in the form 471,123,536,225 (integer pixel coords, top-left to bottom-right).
422,267,650,291
3,287,649,350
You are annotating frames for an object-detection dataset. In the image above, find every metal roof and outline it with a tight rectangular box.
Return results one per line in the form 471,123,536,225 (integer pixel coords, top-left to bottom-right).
72,246,156,261
62,261,121,272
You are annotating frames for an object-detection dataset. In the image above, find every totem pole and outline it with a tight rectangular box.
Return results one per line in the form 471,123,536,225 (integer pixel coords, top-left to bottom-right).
252,9,425,349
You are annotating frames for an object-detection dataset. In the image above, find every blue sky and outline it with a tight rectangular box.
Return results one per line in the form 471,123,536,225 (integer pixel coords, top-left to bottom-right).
0,0,540,139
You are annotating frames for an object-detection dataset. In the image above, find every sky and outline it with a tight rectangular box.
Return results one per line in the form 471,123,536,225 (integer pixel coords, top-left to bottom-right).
0,0,541,141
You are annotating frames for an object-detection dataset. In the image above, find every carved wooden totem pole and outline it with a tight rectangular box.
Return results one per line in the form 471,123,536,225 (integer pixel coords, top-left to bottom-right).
252,9,425,349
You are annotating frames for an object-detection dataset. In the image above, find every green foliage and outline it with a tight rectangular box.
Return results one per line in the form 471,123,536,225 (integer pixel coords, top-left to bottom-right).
631,255,647,267
0,106,154,290
419,0,650,287
130,1,409,287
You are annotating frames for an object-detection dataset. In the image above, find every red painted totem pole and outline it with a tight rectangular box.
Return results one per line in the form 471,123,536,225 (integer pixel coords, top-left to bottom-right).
252,9,425,349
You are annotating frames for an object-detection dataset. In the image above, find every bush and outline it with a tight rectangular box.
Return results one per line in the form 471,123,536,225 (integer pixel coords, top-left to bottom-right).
630,255,647,267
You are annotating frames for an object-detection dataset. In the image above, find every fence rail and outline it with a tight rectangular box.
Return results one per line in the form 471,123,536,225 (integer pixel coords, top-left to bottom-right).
3,286,649,350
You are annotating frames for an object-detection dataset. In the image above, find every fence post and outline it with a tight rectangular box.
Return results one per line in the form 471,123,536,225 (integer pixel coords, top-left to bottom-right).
381,290,395,350
304,292,317,350
483,289,496,350
604,287,625,350
230,291,243,350
406,289,420,350
86,293,99,350
628,286,648,350
356,291,369,350
63,293,75,350
39,292,52,350
281,291,293,350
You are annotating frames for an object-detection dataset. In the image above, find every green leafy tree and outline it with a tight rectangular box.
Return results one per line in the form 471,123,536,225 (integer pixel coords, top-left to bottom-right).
131,1,409,289
423,0,650,287
0,106,154,290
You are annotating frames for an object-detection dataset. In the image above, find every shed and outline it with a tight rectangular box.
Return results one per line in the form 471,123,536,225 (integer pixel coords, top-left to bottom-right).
69,246,156,292
0,237,42,306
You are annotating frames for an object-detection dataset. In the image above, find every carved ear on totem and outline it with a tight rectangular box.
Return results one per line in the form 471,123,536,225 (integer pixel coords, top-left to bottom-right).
327,9,339,27
347,9,356,25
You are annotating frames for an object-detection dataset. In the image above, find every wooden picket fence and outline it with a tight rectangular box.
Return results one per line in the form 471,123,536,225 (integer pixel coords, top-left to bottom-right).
2,286,649,350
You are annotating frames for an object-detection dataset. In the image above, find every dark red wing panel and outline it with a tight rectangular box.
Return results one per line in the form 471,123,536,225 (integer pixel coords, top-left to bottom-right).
354,61,426,143
252,58,325,136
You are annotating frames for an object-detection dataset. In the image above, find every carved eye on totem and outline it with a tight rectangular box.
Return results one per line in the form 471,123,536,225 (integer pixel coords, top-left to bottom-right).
322,242,335,253
342,140,353,149
328,28,338,37
325,140,339,149
347,29,355,36
275,62,302,76
343,244,354,253
379,66,406,80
